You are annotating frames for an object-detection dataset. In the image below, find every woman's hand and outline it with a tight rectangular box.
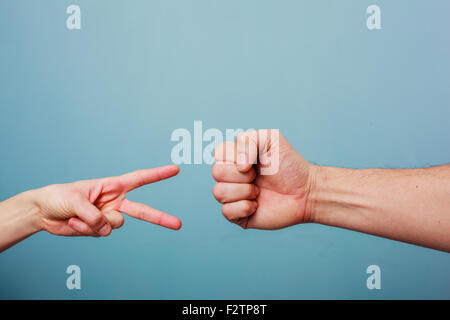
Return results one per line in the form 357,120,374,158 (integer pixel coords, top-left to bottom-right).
34,165,182,237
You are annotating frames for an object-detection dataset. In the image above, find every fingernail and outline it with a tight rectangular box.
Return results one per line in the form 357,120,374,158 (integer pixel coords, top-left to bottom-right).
68,219,77,228
237,153,248,167
99,224,110,236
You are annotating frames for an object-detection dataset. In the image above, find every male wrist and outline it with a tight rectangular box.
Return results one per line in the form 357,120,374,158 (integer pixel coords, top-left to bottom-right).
304,164,324,224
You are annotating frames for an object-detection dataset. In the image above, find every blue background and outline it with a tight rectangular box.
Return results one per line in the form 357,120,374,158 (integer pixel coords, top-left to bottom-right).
0,0,449,299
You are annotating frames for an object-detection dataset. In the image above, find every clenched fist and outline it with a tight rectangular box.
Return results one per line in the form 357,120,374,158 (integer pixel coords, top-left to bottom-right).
212,130,316,229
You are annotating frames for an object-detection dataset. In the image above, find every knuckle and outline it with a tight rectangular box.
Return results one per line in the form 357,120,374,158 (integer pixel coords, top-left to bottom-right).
221,205,233,221
262,128,278,133
90,214,104,228
236,132,247,144
117,215,125,228
137,205,147,221
111,179,124,191
243,201,253,213
215,142,227,150
246,184,255,197
110,213,124,229
246,169,256,182
212,164,224,181
68,191,82,203
214,142,227,160
212,184,225,202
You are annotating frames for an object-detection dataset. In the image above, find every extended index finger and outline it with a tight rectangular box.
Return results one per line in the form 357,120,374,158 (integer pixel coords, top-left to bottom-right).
118,165,180,192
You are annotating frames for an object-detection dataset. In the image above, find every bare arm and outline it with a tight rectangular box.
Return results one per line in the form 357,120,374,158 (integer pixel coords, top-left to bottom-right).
0,191,41,252
310,165,450,252
212,130,450,252
0,165,182,253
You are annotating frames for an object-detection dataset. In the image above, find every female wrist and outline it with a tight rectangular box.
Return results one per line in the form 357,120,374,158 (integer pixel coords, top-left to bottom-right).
14,189,44,234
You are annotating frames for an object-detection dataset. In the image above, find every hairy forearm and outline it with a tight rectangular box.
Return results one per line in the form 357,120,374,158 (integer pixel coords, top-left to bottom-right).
309,164,450,252
0,190,42,253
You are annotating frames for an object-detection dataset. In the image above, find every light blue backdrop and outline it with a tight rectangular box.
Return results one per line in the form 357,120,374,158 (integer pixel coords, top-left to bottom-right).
0,0,449,299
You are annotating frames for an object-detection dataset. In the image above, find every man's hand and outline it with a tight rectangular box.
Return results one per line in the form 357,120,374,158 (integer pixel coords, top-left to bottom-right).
212,130,450,252
212,130,316,229
34,165,182,237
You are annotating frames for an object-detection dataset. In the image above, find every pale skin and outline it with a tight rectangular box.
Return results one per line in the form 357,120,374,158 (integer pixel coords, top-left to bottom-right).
2,140,450,254
0,165,182,253
212,130,450,252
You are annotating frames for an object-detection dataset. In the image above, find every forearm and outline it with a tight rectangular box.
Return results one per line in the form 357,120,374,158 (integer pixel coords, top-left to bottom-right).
0,190,42,253
309,165,450,252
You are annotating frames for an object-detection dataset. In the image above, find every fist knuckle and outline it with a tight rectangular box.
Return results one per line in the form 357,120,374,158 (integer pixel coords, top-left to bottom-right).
236,132,245,141
214,142,227,160
221,205,233,221
243,201,253,213
246,184,255,197
247,169,256,182
236,132,250,146
212,164,224,181
212,184,225,202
